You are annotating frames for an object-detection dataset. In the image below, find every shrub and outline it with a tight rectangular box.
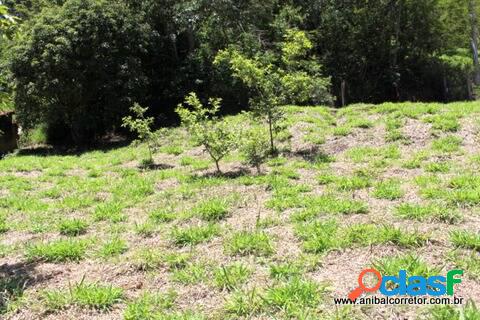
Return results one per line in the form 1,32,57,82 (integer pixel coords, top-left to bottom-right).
122,103,163,166
176,93,237,173
240,126,271,173
10,0,153,144
215,29,332,153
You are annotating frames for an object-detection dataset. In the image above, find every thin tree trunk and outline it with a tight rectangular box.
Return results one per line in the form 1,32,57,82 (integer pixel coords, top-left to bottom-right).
341,80,346,107
443,72,449,102
171,34,179,62
467,74,474,100
147,144,153,164
268,116,274,154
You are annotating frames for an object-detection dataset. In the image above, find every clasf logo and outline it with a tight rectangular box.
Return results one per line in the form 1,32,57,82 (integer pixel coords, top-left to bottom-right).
348,268,463,301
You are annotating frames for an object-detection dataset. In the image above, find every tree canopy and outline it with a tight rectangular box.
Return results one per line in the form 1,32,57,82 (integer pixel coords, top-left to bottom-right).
9,0,153,143
1,0,480,143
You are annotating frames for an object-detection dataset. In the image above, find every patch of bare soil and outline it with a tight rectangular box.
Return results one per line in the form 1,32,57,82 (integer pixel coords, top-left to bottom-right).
458,118,479,155
222,184,272,230
402,119,432,151
324,126,388,158
12,170,43,178
0,231,40,248
155,178,179,192
13,306,125,320
66,169,88,177
269,224,303,259
311,245,401,297
288,121,318,153
184,146,207,158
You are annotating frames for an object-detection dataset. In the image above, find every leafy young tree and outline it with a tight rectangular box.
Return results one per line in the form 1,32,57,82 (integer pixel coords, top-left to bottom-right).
240,126,270,174
10,0,153,145
215,28,332,153
176,92,237,174
217,50,283,154
122,103,162,167
280,29,332,105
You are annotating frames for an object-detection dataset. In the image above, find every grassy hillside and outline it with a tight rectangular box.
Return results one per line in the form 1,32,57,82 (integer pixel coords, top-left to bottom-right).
1,102,480,319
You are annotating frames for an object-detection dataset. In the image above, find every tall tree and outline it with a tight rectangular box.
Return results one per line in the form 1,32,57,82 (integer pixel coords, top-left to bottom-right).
10,0,154,143
301,0,445,103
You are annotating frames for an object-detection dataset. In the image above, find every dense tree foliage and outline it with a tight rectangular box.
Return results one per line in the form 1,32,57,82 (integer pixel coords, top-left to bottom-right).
215,28,332,152
9,0,153,143
0,2,17,112
2,0,480,144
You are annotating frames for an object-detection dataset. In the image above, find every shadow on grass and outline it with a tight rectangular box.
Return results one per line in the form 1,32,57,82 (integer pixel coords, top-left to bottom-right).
15,138,131,157
193,167,251,180
0,260,57,314
286,146,335,164
138,163,175,171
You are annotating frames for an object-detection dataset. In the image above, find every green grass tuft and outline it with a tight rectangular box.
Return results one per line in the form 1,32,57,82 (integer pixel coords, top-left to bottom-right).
71,281,123,310
26,239,87,262
171,263,208,284
372,179,404,200
124,291,177,320
194,198,229,221
432,136,462,153
333,126,352,136
225,289,263,317
428,301,480,320
93,202,126,223
99,237,128,258
225,231,274,256
171,224,220,246
59,219,88,236
373,253,440,278
424,114,460,132
42,280,124,311
296,221,427,254
396,203,462,224
335,175,371,191
149,208,176,223
213,263,251,290
263,278,325,318
269,262,303,280
450,230,480,251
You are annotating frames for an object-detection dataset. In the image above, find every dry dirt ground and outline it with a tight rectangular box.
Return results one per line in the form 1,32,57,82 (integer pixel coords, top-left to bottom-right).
0,102,479,319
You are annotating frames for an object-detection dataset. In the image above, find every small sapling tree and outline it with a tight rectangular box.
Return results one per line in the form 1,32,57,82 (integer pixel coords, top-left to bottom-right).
122,103,161,167
215,50,284,154
241,126,271,174
176,93,237,174
215,29,332,154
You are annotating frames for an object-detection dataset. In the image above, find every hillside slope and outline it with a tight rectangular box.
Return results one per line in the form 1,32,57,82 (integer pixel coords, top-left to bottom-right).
1,102,480,319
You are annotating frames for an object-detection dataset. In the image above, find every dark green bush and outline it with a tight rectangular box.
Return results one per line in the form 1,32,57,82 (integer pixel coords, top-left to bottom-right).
10,0,154,144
